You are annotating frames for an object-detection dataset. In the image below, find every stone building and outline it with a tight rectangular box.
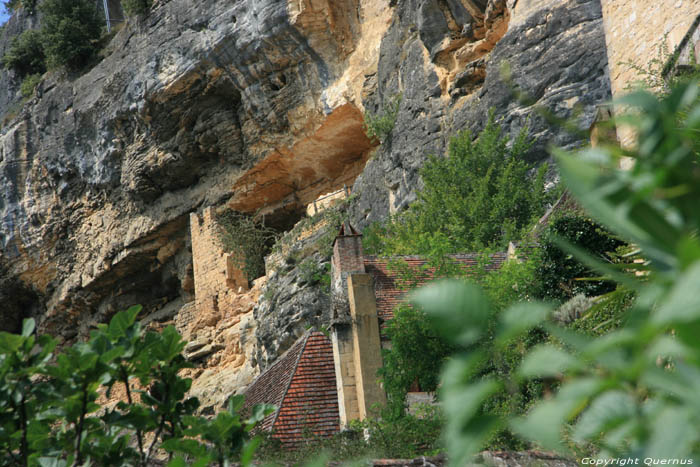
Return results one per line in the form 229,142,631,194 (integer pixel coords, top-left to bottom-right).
240,223,506,445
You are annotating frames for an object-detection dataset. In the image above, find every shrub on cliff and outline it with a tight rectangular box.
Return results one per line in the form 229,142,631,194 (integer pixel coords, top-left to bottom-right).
39,0,103,70
121,0,152,16
363,113,550,256
2,0,37,14
217,210,277,283
364,94,401,144
1,29,45,77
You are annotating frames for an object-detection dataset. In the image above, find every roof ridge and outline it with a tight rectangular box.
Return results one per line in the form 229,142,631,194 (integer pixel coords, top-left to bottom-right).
364,252,508,262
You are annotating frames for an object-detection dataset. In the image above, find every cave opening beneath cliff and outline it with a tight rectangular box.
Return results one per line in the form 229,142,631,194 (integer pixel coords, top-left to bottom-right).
0,263,44,333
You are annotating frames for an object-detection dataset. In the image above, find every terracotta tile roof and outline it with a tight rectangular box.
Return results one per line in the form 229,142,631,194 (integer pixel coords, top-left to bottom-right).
242,331,340,448
364,253,507,329
242,332,307,433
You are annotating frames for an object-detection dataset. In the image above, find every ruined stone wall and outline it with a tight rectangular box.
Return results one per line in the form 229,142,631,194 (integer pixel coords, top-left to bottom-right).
601,0,700,147
190,207,248,326
601,0,700,100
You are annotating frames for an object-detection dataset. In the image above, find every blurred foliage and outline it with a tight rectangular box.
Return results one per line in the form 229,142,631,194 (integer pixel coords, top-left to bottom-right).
537,215,626,302
0,308,272,466
413,81,700,465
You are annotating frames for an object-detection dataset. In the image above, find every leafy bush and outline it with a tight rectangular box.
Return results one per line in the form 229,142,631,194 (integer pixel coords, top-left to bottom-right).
537,214,625,301
1,29,45,77
363,114,549,256
380,304,455,418
364,94,401,143
379,255,547,449
412,81,700,464
255,407,444,463
20,73,41,97
217,210,277,283
354,405,444,459
40,0,103,70
298,257,331,292
121,0,152,16
0,308,273,466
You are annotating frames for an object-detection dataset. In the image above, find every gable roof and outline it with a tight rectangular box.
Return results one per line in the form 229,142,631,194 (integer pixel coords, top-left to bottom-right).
242,331,340,447
364,253,507,328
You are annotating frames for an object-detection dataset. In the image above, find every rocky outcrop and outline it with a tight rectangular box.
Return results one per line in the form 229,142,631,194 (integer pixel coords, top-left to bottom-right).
351,0,611,225
0,0,386,336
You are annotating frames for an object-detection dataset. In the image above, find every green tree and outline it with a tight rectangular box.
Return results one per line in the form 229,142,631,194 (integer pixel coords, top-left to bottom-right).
3,0,37,14
379,304,455,418
364,114,549,256
40,0,103,70
1,29,45,77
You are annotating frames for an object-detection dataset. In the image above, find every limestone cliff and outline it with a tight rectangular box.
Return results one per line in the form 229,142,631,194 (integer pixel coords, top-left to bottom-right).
0,0,611,407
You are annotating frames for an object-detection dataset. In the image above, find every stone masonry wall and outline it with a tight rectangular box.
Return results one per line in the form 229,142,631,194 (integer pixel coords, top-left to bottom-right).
602,0,700,99
190,207,248,324
601,0,700,147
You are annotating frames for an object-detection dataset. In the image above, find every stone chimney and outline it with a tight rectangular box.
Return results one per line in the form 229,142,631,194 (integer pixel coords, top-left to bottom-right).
329,223,386,427
331,222,365,293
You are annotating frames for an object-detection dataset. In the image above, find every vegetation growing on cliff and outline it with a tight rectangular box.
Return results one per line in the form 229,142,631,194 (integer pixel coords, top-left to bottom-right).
364,94,402,144
120,0,152,16
1,0,103,76
363,114,549,257
1,30,44,77
216,210,277,284
40,0,103,70
2,0,37,14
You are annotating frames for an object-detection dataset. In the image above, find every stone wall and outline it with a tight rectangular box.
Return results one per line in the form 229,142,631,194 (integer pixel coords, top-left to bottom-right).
601,1,700,147
602,0,700,99
190,207,248,325
175,302,197,335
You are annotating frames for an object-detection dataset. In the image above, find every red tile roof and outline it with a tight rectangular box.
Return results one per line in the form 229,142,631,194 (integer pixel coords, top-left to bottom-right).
242,331,340,448
364,253,507,329
242,332,307,433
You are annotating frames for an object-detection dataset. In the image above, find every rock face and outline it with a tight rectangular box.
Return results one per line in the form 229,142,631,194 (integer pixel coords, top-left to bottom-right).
0,0,382,337
351,0,611,225
1,0,611,398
